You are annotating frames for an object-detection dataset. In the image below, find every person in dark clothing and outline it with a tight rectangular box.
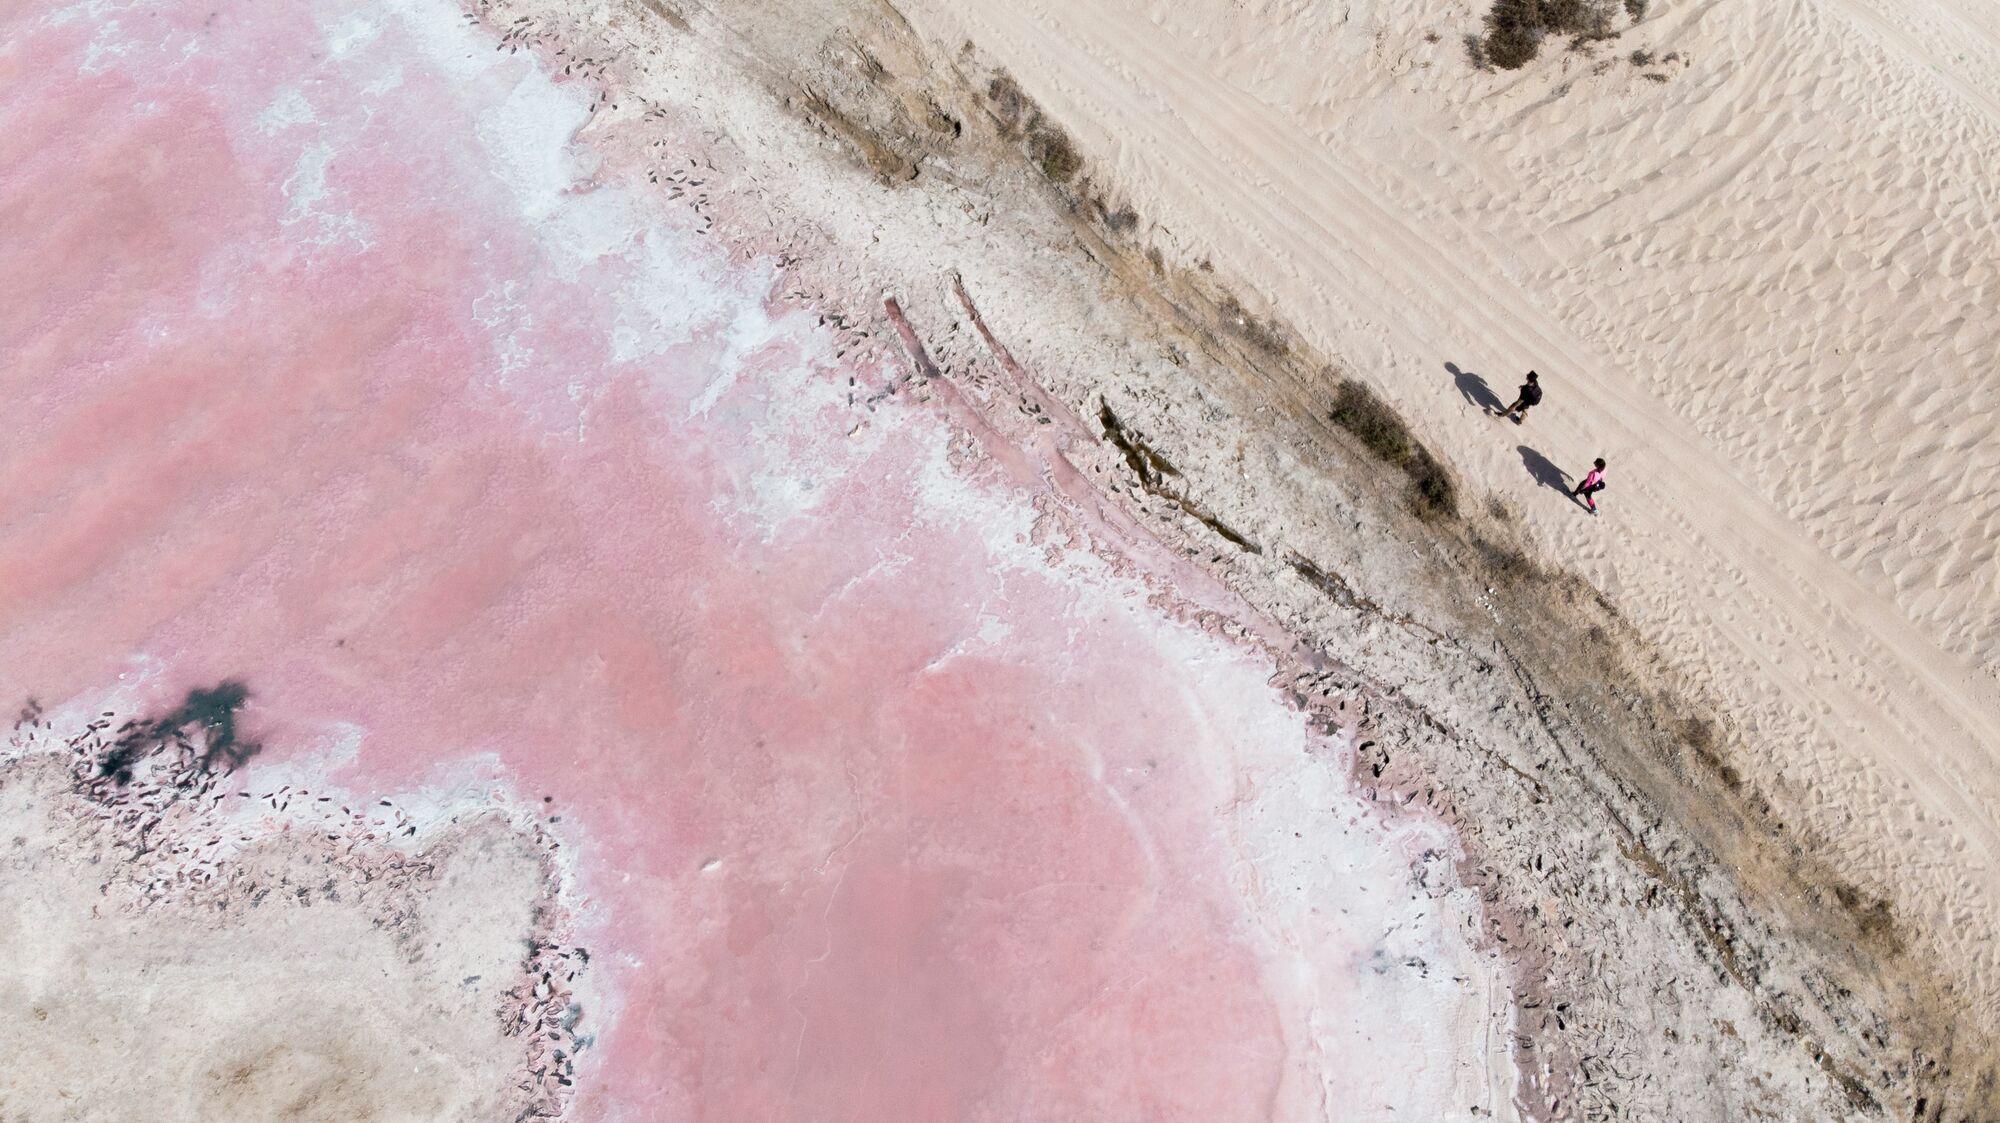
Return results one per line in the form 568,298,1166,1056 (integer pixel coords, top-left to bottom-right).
1502,371,1542,422
1572,457,1607,512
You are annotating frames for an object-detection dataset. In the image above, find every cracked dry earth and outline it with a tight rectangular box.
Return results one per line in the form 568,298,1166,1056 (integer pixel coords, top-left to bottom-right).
2,0,1994,1120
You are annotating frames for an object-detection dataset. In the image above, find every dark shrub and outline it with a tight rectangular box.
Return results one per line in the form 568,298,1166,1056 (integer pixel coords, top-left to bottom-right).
1329,379,1458,518
1027,122,1080,183
1479,0,1621,70
1329,379,1413,462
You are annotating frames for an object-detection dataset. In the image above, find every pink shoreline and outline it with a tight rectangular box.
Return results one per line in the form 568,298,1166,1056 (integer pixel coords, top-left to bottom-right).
1,2,1511,1118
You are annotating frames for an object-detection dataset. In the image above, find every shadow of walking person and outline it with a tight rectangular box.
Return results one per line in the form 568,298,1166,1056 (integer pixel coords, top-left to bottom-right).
1518,445,1586,507
1447,361,1503,414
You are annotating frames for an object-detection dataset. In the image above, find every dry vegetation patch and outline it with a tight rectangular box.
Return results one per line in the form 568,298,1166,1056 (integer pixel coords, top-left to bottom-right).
1473,0,1623,69
1328,378,1458,517
986,72,1084,184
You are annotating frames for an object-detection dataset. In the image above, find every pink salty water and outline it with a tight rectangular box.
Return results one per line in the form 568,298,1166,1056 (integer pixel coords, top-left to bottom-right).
1,2,1493,1118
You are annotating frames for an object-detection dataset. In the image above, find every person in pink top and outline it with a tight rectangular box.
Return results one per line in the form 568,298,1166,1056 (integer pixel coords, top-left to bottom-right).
1571,457,1607,512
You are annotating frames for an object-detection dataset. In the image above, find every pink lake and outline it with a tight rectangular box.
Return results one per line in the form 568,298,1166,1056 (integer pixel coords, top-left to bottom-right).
0,0,1513,1118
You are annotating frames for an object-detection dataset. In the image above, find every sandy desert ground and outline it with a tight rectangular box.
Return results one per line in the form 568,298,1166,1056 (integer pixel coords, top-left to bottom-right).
2,0,1995,1119
891,0,2000,987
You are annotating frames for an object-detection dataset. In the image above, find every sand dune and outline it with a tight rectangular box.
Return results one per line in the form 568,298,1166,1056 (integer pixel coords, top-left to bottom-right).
896,0,2000,1022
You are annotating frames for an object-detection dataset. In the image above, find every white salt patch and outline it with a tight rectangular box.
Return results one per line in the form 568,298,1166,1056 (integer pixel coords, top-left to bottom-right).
324,11,385,60
370,0,780,423
39,0,133,31
1124,610,1518,1116
279,141,372,248
378,0,502,85
904,428,1063,577
472,281,536,381
361,65,406,98
684,366,740,420
257,88,316,134
474,79,598,227
244,720,368,794
79,18,134,74
684,302,780,417
714,281,780,364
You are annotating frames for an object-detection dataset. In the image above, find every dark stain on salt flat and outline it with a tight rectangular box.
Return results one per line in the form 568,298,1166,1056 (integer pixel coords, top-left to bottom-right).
96,680,261,784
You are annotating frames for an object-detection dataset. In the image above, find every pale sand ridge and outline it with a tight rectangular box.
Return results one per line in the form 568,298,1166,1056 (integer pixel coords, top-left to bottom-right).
892,0,2000,1011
